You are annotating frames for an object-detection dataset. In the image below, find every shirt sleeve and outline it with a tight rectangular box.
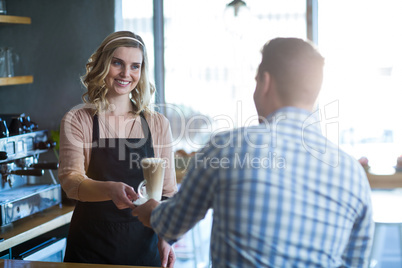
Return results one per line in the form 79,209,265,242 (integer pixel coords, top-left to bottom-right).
150,142,219,244
341,172,375,267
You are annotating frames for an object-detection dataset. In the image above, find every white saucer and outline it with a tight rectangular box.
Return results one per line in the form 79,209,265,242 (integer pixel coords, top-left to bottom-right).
133,197,148,206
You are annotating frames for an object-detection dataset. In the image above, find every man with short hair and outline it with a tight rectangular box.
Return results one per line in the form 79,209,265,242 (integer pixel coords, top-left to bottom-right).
133,37,374,268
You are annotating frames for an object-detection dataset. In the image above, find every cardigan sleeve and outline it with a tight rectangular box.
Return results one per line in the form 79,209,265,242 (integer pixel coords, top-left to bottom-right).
58,108,93,200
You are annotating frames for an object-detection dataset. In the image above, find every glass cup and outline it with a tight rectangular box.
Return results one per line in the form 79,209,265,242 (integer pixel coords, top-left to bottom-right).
133,158,166,205
0,48,6,77
5,47,14,77
0,0,6,15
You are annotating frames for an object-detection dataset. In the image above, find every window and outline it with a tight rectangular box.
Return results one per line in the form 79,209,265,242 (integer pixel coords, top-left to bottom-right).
318,0,402,172
163,0,307,152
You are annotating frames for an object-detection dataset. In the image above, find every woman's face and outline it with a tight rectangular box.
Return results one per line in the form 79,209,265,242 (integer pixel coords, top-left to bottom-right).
105,46,143,98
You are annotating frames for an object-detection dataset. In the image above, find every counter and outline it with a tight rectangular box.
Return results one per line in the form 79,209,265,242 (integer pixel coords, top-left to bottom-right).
366,172,402,189
0,204,75,252
0,206,165,267
0,259,159,268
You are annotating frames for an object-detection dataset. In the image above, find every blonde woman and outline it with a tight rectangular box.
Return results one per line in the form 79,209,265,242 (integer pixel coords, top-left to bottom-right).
59,31,177,267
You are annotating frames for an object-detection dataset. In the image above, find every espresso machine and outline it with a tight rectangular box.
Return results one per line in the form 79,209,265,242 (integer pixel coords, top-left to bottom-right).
0,113,61,226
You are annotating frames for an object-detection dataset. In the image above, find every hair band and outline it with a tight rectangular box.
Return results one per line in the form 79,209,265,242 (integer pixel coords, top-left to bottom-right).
103,37,145,51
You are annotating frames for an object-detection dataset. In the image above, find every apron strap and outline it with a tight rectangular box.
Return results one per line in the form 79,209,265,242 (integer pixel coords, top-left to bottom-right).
92,114,100,142
139,111,155,157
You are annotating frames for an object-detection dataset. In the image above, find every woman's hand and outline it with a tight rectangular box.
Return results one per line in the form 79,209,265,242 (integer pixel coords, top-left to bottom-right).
77,179,138,208
108,181,138,209
158,237,176,267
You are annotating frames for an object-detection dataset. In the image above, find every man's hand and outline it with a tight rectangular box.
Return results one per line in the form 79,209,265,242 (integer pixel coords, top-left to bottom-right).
131,199,160,228
158,237,176,267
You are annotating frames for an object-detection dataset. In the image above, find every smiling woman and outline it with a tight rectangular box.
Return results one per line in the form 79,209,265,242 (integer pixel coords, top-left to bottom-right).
105,47,143,101
82,31,154,115
57,30,177,267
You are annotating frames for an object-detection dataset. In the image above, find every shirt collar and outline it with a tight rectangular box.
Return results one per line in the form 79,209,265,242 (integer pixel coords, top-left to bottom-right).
265,106,322,132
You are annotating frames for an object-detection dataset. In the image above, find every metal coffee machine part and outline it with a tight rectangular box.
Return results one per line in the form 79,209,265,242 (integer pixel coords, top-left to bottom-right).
0,113,61,226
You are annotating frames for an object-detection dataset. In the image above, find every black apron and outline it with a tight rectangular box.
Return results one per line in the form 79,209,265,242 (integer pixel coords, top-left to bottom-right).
64,112,161,266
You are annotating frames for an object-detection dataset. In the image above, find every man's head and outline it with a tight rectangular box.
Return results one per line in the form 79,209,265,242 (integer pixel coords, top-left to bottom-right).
254,38,325,118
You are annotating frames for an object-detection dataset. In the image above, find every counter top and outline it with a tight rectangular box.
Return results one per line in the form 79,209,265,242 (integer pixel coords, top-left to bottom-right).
0,204,75,252
366,171,402,189
0,259,160,268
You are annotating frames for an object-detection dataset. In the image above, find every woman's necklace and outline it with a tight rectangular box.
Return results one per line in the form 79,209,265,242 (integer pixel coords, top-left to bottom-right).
126,115,137,138
100,112,137,138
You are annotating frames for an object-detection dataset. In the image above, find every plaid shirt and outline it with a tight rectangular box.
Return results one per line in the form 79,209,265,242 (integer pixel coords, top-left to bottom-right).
151,107,374,268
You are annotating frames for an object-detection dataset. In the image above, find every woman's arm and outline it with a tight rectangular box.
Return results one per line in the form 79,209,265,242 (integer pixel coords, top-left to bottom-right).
78,179,137,209
58,109,90,200
152,113,178,198
58,109,137,208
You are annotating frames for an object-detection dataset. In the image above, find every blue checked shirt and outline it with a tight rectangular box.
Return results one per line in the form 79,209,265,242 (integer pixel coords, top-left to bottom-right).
151,107,374,268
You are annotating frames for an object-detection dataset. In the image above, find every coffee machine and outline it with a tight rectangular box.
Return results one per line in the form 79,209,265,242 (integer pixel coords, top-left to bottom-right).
0,113,61,226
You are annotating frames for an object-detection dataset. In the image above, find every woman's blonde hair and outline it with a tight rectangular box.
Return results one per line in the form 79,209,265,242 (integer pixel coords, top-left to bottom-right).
81,31,155,115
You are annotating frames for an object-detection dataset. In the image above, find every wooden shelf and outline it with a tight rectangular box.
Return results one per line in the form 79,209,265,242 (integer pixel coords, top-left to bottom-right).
0,15,31,24
0,76,33,86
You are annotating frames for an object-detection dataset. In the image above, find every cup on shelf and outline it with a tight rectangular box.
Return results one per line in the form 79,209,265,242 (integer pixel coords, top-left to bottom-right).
0,47,6,77
0,0,6,15
5,47,15,77
0,47,17,77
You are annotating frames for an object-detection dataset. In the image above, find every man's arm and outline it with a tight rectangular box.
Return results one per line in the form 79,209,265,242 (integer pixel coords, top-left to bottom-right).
342,194,374,267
